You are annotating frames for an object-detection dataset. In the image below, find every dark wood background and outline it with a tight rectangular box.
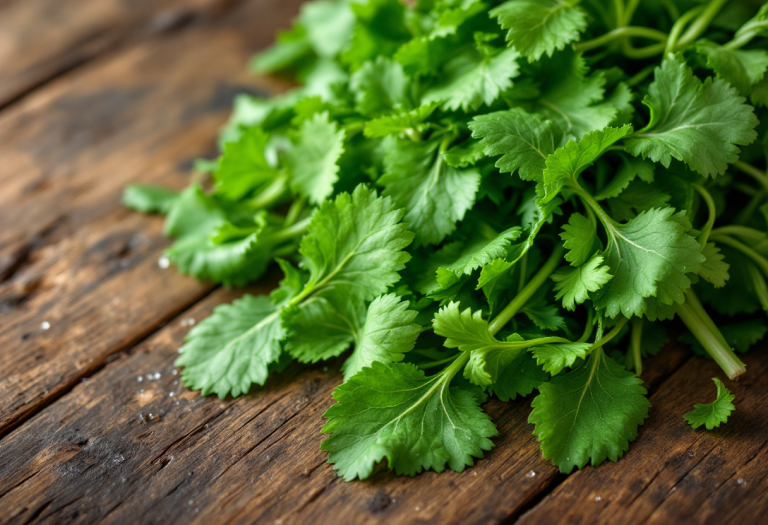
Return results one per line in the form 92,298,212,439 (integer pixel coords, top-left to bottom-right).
0,1,766,523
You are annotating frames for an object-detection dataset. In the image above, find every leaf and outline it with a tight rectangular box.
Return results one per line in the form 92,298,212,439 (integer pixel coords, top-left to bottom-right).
594,208,706,319
625,53,758,178
162,186,270,285
699,242,730,288
469,108,563,182
176,295,284,398
488,350,548,401
521,294,566,332
380,138,481,246
123,184,178,214
531,342,590,375
322,361,497,480
364,103,438,138
283,293,364,363
341,294,421,380
436,227,523,289
552,254,613,310
594,156,656,201
299,184,414,301
299,0,356,58
560,212,596,266
490,0,587,61
696,40,768,96
214,127,280,200
285,112,345,205
529,349,650,473
423,46,520,112
541,125,633,203
684,378,736,430
443,139,486,168
350,56,409,117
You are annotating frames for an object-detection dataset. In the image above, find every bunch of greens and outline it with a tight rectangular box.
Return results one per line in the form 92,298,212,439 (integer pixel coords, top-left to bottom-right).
124,0,768,479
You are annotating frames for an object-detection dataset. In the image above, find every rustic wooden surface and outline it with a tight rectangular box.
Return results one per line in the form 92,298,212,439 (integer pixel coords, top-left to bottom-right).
0,1,766,524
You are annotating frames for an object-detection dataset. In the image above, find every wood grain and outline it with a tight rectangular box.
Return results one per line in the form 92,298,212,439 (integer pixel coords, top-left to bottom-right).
0,0,301,434
0,0,232,108
516,351,768,525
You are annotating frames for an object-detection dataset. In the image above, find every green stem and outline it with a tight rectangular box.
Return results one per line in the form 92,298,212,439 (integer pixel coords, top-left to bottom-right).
710,225,766,242
578,309,595,343
418,355,461,370
283,198,306,227
517,252,528,294
709,234,768,279
588,317,628,352
631,317,643,375
747,263,768,312
676,291,746,380
665,6,704,54
623,41,666,59
692,183,716,247
613,0,625,27
734,161,768,192
573,26,667,53
726,21,768,49
659,0,680,20
675,0,729,49
735,190,766,225
269,216,312,243
623,0,642,24
627,64,656,87
248,175,288,210
488,244,565,335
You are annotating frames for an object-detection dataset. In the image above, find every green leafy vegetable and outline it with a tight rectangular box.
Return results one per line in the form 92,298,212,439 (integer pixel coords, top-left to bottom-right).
124,0,768,482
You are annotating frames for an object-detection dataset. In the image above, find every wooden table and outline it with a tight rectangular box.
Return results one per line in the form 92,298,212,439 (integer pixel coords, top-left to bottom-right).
1,1,766,523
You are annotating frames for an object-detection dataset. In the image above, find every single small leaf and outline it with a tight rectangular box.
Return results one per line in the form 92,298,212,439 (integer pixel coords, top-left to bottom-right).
684,378,736,430
123,184,178,214
176,295,284,398
490,0,587,61
625,53,758,177
560,212,596,266
552,254,613,310
342,294,421,380
322,361,497,480
285,112,345,205
531,342,590,375
699,242,730,288
529,349,650,473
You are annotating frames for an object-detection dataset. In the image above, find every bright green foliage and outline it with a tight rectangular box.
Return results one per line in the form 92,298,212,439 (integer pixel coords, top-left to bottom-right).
214,127,280,200
529,349,651,473
123,184,178,214
560,212,596,266
322,361,497,480
469,108,562,182
285,112,345,205
542,125,633,202
298,185,413,300
423,46,520,112
175,295,284,399
552,254,613,311
380,137,480,246
124,0,767,484
490,0,587,61
625,54,758,177
684,378,736,430
341,294,421,380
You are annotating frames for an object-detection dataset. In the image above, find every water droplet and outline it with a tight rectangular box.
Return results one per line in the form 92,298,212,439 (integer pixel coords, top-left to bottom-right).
687,450,695,458
173,380,179,386
146,412,160,421
526,470,536,478
737,477,747,485
266,455,270,460
595,496,602,502
137,376,144,383
322,366,329,372
188,500,194,506
172,369,178,376
180,318,196,327
169,392,175,398
153,372,161,380
112,454,125,464
40,321,51,330
415,506,420,511
158,256,170,269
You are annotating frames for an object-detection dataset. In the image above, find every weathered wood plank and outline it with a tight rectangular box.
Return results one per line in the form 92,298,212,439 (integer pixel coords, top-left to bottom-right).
516,350,768,525
0,293,691,525
0,0,231,108
0,0,302,433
